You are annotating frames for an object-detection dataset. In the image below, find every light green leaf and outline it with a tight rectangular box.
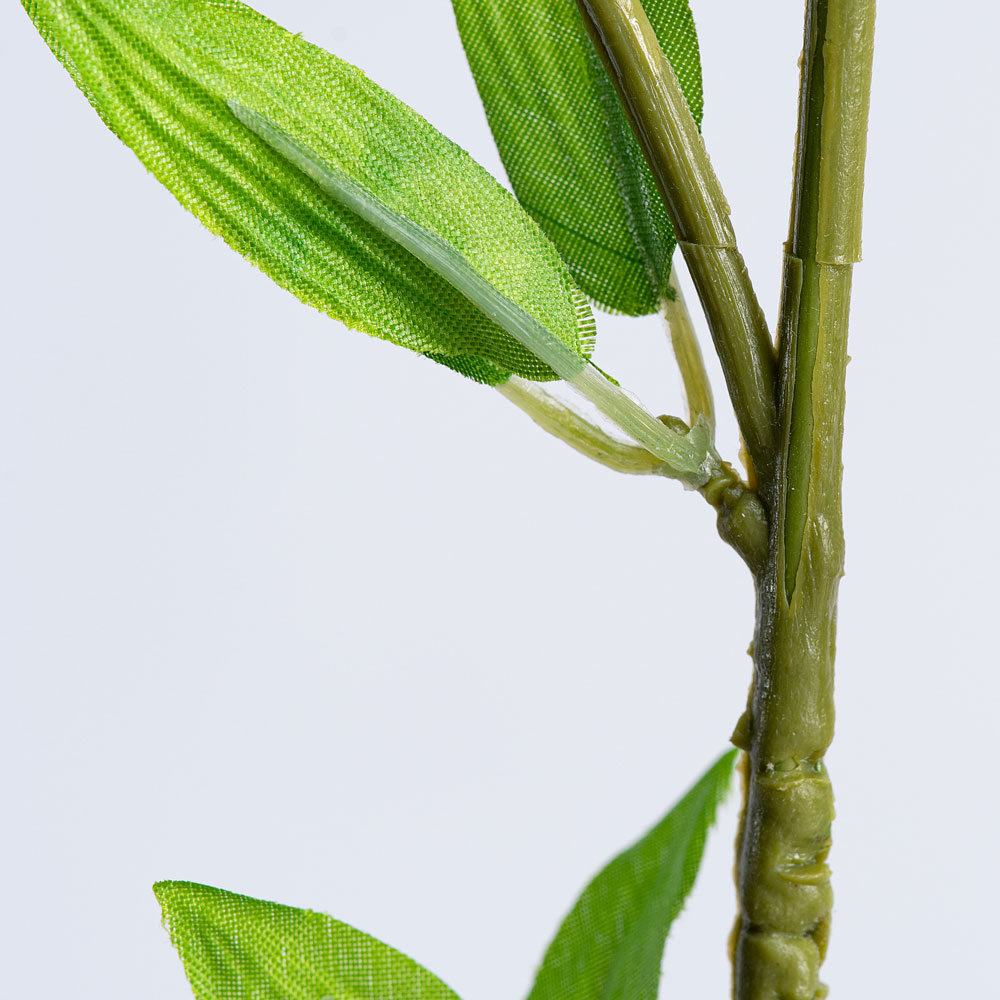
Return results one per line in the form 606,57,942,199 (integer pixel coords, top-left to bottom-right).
154,880,461,1000
228,102,712,482
22,0,596,385
528,750,737,1000
451,0,704,316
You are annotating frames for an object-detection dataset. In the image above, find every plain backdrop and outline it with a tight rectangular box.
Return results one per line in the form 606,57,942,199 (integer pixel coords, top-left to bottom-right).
2,2,997,997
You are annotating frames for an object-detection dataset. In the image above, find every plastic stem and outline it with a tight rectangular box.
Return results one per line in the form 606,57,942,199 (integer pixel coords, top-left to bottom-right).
497,378,669,476
663,269,715,438
575,0,778,484
732,3,875,998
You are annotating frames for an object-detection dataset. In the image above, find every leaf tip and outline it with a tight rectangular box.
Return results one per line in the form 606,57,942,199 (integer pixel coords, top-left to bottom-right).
153,879,218,925
152,879,175,907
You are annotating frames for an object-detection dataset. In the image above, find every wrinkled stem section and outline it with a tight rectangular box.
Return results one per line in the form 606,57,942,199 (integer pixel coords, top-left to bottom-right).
733,3,875,998
576,0,778,484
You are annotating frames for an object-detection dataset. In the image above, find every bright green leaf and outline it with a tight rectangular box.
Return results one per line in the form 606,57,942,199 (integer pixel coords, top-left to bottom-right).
527,750,737,1000
154,880,462,1000
451,0,703,316
226,102,711,483
22,0,597,385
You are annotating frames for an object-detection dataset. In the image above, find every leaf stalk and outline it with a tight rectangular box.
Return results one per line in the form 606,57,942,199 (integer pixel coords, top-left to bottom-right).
663,269,715,437
497,378,670,476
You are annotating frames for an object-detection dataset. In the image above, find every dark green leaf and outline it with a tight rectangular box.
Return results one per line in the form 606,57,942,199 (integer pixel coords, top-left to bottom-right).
452,0,703,315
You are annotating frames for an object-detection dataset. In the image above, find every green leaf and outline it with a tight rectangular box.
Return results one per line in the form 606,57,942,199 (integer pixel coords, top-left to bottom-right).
225,101,711,486
527,750,737,1000
451,0,704,316
22,0,596,385
154,880,461,1000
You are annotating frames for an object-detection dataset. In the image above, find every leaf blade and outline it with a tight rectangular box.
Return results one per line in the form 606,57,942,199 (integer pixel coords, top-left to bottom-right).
22,0,596,383
226,102,710,481
527,750,737,1000
154,880,462,1000
451,0,704,315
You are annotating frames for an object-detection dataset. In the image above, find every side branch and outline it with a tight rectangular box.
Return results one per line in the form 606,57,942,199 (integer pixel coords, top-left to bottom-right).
576,0,778,484
497,381,769,572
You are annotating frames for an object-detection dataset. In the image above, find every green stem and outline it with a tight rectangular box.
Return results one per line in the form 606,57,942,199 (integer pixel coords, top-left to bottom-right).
497,378,671,476
575,0,778,484
497,385,769,571
733,3,875,998
699,451,769,578
663,270,715,438
658,414,769,575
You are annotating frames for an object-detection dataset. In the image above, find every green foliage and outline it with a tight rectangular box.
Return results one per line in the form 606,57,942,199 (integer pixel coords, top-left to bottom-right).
526,750,737,1000
22,0,597,385
152,753,734,1000
154,880,461,1000
452,0,703,315
228,102,599,390
225,101,710,485
19,0,875,994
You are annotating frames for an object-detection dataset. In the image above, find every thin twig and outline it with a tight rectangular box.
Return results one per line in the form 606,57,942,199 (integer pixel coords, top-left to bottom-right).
663,269,715,437
497,378,669,476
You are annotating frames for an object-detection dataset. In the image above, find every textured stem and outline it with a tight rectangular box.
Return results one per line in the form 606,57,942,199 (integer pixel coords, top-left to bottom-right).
575,0,778,484
733,3,875,998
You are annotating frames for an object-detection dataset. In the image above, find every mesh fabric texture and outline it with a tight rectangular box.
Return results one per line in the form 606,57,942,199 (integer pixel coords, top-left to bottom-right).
154,881,462,1000
153,753,732,1000
452,0,703,316
23,0,597,385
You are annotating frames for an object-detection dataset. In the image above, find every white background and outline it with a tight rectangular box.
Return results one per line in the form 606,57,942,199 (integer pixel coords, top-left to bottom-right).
2,2,997,997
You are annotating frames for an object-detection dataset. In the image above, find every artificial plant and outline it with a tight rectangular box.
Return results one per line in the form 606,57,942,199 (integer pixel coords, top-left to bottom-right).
20,0,875,997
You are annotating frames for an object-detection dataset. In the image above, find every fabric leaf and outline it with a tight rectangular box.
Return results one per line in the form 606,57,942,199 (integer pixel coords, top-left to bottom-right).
223,102,711,483
22,0,597,385
452,0,703,316
527,750,737,1000
154,880,461,1000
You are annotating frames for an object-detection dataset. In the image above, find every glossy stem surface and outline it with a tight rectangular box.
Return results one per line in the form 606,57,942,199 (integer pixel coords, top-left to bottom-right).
733,3,875,998
576,0,778,484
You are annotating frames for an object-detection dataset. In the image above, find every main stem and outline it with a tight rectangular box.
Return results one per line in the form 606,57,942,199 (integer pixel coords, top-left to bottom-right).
733,3,875,998
573,0,873,990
